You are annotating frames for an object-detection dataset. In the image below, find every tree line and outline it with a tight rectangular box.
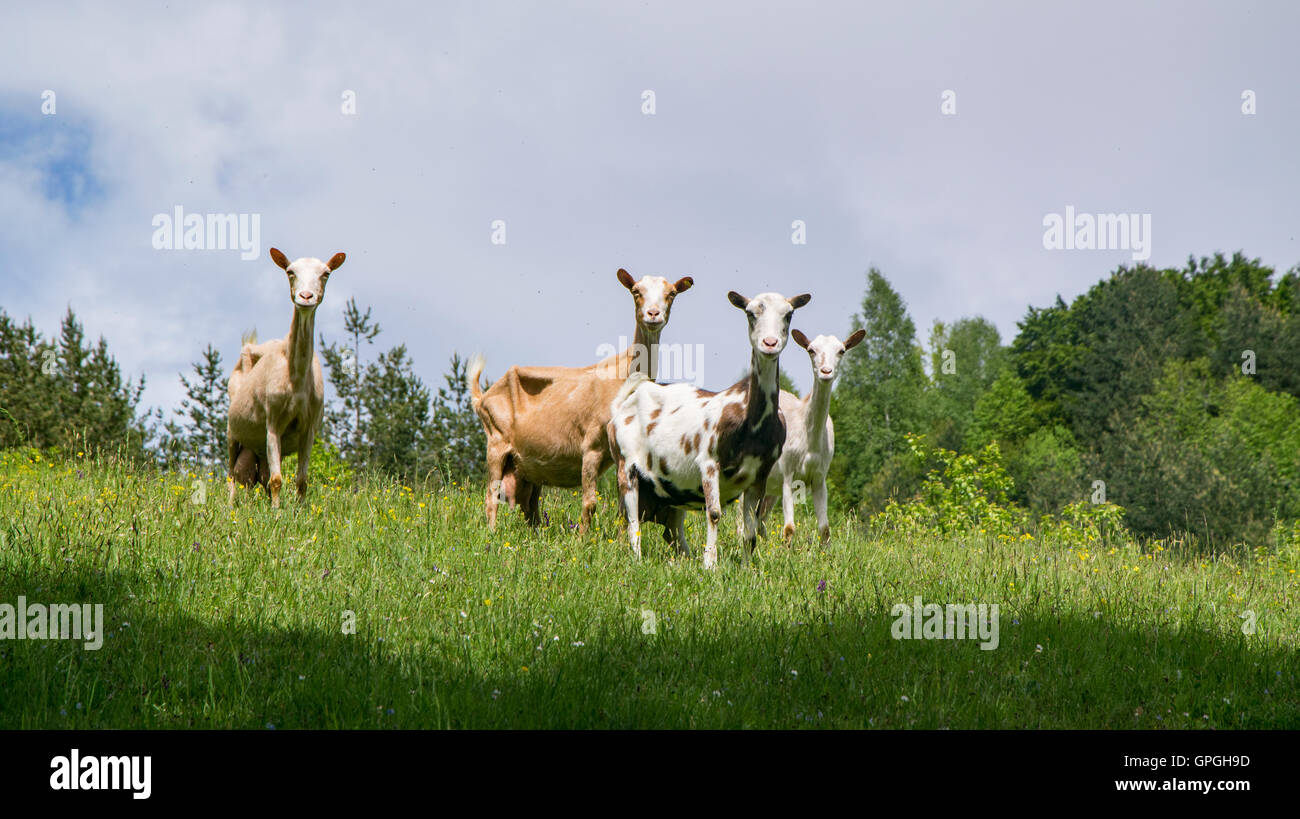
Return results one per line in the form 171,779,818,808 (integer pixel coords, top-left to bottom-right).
2,250,1297,545
831,251,1300,546
0,298,485,485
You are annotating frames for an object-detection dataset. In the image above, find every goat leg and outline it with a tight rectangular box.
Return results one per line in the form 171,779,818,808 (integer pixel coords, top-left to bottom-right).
621,465,642,560
782,478,797,543
813,477,830,545
578,448,603,535
295,432,313,501
266,426,283,508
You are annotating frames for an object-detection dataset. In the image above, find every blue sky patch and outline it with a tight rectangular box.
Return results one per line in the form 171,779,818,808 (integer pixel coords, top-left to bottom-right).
0,101,106,218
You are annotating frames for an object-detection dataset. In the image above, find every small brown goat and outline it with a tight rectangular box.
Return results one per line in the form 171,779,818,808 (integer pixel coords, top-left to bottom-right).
469,269,693,532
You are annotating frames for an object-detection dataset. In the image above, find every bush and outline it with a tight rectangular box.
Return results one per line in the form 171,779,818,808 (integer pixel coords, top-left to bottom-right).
280,440,356,490
1093,359,1300,546
1009,425,1086,515
876,435,1025,538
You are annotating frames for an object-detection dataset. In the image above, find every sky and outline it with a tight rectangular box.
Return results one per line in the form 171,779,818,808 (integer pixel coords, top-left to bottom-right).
1,0,1297,416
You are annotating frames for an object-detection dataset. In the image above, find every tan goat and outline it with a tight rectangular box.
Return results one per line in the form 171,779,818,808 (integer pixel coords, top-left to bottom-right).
469,269,693,532
227,247,345,507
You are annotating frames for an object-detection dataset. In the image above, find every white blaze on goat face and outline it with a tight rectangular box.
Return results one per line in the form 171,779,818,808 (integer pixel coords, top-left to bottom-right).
618,270,694,332
732,292,800,359
270,247,345,310
795,330,865,382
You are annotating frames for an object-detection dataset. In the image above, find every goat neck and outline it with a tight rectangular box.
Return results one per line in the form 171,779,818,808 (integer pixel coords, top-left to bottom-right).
745,346,781,430
804,373,833,440
630,318,665,381
285,304,317,382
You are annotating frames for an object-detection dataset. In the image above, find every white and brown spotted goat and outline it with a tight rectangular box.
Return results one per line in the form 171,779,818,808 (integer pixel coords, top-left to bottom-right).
610,290,811,568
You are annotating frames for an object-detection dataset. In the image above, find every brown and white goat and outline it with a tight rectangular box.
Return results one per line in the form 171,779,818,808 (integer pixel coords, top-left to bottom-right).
752,328,865,545
227,247,345,507
610,290,811,568
468,269,694,532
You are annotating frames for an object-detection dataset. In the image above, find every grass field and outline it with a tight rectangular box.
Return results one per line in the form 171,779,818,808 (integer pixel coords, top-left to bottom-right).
1,448,1297,729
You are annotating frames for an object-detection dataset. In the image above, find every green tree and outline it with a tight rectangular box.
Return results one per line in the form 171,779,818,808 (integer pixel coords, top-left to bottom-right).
1171,252,1276,339
156,344,228,467
967,368,1034,451
359,344,435,481
1009,295,1081,428
320,298,381,458
0,311,57,448
53,308,148,453
831,268,927,509
925,316,1006,450
0,307,146,456
1093,359,1300,545
1012,425,1086,514
429,353,487,481
1209,283,1300,397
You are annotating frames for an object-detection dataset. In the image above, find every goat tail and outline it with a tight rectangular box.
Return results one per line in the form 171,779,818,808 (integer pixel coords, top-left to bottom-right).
234,328,260,374
468,353,486,408
611,371,650,417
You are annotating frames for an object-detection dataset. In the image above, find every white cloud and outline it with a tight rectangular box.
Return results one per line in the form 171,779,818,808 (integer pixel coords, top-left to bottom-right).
0,0,1297,419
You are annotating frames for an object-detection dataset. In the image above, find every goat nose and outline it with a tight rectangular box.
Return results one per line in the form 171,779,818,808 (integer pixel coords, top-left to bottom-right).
646,309,661,318
763,336,778,348
298,291,314,301
821,367,833,375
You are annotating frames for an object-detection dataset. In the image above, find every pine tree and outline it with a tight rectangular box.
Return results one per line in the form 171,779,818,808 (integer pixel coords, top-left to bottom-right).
0,310,57,448
0,306,146,456
831,268,927,508
319,297,381,459
159,344,229,467
359,343,435,480
429,352,486,481
925,316,1005,450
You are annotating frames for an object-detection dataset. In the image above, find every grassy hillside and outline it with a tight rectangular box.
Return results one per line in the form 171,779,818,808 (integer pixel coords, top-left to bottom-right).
0,448,1296,728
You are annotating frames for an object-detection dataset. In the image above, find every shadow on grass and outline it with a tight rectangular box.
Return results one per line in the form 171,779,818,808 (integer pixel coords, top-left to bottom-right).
1,564,1296,729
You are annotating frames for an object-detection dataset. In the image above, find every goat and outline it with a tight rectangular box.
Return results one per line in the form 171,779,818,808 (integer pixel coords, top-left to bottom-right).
227,247,345,507
469,268,693,532
751,328,865,545
610,290,811,568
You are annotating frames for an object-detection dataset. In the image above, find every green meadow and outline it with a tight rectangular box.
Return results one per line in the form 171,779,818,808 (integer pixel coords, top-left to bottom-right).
1,447,1296,729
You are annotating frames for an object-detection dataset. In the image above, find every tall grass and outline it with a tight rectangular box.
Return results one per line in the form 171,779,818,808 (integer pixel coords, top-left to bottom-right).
0,448,1296,728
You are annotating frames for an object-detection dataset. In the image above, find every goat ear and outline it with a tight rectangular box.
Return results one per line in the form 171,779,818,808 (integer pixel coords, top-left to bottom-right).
788,293,812,309
673,276,694,293
269,248,290,270
727,291,750,310
327,252,346,271
843,329,867,350
791,329,810,349
617,268,636,290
